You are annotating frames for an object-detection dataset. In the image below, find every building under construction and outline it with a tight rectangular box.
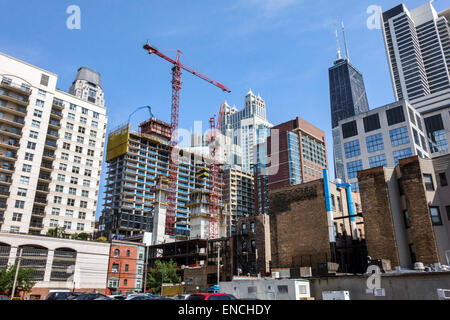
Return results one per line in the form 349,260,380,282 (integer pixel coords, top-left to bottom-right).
99,117,228,243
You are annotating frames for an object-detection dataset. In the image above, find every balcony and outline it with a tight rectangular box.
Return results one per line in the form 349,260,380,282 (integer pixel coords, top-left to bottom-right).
0,188,10,197
29,223,44,229
52,98,65,110
32,207,45,217
0,101,27,117
0,151,16,161
0,202,6,209
0,115,25,128
0,126,21,138
46,130,59,140
40,162,53,172
0,138,20,150
42,151,56,160
34,197,48,205
38,173,51,182
36,184,50,193
48,119,61,129
0,77,32,96
0,88,29,107
50,109,63,119
44,140,57,150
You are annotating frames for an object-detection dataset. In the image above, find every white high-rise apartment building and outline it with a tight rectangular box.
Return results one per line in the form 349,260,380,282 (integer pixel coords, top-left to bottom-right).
0,52,107,236
382,2,450,101
221,90,272,172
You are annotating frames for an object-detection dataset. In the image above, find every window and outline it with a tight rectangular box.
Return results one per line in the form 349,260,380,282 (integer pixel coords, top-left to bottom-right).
78,212,86,219
77,136,84,144
344,140,361,159
74,156,81,164
14,200,25,209
22,164,32,173
67,199,75,206
390,126,410,147
78,127,85,134
36,100,45,107
77,223,85,231
20,176,29,185
52,208,60,216
66,122,74,130
439,173,448,187
70,177,78,184
425,114,448,153
33,109,42,118
49,219,58,228
29,130,38,139
63,142,71,150
80,201,88,209
363,113,381,132
393,148,412,165
59,163,67,171
81,190,89,197
38,89,46,97
250,221,255,233
86,159,93,167
55,185,64,193
54,196,62,204
430,207,442,225
347,160,363,179
69,187,77,195
57,174,66,182
61,153,69,161
342,121,358,139
69,103,77,111
10,226,19,233
12,213,22,222
27,142,36,150
17,188,27,197
126,250,130,257
87,149,94,157
68,113,75,120
93,112,99,119
72,166,80,174
446,206,450,221
423,174,434,191
84,169,92,177
114,249,120,257
65,210,73,217
89,139,96,147
90,130,97,137
386,106,405,126
403,210,411,229
92,121,98,128
64,132,72,140
75,146,83,153
82,107,88,115
369,154,387,168
64,221,72,229
80,117,87,124
123,279,128,286
32,120,40,128
24,153,34,161
83,179,90,187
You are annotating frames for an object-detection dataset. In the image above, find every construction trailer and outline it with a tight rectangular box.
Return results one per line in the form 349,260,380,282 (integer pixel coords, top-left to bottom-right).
220,277,311,300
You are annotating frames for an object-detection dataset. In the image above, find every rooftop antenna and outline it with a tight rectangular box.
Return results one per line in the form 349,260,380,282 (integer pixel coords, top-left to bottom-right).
341,21,350,62
335,23,342,60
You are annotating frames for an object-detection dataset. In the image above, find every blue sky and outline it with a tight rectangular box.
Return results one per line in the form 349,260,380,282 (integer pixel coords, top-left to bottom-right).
1,0,447,219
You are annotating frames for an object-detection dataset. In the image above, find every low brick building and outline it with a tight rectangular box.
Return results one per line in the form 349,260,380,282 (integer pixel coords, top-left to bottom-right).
358,155,450,268
234,214,271,276
106,240,146,295
269,174,366,275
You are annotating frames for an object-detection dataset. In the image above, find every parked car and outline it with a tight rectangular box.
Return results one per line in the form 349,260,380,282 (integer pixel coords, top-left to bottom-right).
172,294,191,300
186,293,237,300
0,295,9,301
108,295,126,300
127,294,172,300
46,292,81,300
72,293,112,300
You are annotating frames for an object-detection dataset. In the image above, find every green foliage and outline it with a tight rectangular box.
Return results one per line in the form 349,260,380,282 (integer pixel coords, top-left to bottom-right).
70,233,90,241
146,260,180,294
94,237,108,243
46,226,67,238
0,265,36,296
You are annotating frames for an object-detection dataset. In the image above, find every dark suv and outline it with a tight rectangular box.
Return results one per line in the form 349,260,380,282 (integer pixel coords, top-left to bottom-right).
46,292,81,300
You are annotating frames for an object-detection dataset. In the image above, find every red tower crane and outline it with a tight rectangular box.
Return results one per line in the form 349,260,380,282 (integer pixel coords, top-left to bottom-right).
143,43,231,238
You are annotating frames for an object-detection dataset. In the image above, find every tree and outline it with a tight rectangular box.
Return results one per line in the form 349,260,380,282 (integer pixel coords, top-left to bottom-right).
94,237,107,243
0,265,36,296
70,233,90,241
146,260,180,294
46,226,67,238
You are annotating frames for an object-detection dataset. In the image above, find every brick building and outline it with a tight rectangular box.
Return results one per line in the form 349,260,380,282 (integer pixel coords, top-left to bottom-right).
358,155,450,268
106,240,146,295
269,174,366,275
234,214,271,276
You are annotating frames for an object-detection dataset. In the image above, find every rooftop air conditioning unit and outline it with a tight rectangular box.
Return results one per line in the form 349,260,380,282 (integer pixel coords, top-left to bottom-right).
271,272,280,279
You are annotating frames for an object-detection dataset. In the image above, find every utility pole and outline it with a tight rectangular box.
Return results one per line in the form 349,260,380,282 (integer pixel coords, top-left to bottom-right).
143,245,149,293
217,242,221,288
11,247,22,299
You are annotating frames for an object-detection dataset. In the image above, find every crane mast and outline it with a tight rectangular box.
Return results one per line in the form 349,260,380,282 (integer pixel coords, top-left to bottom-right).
143,43,230,239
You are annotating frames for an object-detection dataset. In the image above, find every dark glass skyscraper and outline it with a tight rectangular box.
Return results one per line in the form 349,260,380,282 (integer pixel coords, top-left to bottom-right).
329,56,370,180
